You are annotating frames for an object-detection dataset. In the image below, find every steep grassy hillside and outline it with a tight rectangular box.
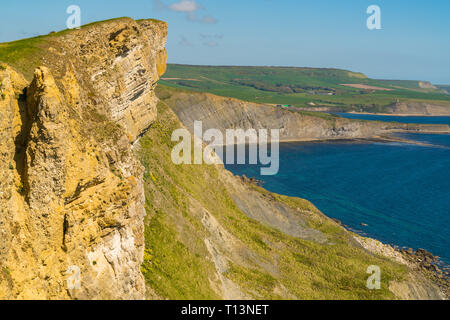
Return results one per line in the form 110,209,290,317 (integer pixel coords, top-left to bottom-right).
136,97,442,299
160,64,450,113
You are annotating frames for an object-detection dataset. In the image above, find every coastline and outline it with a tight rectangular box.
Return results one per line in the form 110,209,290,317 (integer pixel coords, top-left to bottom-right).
278,135,438,146
213,134,444,148
239,167,450,299
236,169,450,299
346,111,450,117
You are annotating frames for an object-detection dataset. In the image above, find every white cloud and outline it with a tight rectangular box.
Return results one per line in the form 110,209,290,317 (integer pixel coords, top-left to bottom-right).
168,0,202,13
158,0,217,24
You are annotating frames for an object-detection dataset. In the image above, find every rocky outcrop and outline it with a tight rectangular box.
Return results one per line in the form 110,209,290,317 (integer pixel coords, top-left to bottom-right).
160,89,450,142
220,171,327,244
0,18,167,299
389,272,446,300
355,237,447,299
418,81,437,90
41,18,168,141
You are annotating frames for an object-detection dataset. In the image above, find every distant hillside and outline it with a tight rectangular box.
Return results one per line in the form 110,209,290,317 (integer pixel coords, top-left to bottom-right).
377,80,433,89
160,64,450,113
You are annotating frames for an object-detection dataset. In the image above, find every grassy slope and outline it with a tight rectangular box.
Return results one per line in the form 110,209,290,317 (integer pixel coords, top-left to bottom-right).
160,64,450,112
138,95,407,300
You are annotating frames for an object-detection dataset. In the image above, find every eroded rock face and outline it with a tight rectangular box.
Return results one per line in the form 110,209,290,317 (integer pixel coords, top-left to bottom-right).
0,18,167,299
163,91,450,142
54,18,168,141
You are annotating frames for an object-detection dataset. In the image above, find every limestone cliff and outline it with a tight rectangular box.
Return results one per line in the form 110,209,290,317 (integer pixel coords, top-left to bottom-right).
0,18,167,299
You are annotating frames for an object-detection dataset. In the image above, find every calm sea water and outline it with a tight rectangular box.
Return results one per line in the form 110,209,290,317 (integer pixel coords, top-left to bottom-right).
224,114,450,263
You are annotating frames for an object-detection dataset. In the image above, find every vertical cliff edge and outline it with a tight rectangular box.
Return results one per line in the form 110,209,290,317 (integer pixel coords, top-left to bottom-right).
0,18,167,299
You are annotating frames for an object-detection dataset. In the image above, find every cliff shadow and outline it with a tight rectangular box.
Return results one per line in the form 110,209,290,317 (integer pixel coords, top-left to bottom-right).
13,87,32,201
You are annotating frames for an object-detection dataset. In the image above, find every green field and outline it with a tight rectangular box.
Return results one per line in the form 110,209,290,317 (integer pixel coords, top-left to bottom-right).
160,64,450,112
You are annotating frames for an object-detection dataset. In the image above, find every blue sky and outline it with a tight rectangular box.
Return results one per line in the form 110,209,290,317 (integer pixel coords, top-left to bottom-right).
1,0,449,84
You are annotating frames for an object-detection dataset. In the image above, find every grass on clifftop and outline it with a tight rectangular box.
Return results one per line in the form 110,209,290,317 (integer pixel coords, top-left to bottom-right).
0,37,48,80
138,92,408,300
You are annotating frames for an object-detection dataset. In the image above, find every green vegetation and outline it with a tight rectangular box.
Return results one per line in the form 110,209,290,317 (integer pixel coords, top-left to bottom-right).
0,36,48,80
142,210,220,299
138,92,407,299
160,64,450,112
139,102,221,300
136,18,167,25
378,79,425,89
16,182,24,195
295,110,339,120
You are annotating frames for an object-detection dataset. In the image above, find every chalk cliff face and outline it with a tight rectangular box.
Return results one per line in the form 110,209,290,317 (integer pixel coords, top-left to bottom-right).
0,18,167,299
160,89,450,142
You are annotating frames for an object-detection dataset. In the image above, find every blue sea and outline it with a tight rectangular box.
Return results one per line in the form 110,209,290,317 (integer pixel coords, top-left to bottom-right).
224,114,450,264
